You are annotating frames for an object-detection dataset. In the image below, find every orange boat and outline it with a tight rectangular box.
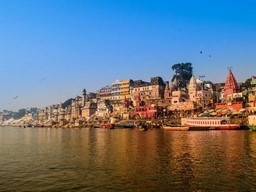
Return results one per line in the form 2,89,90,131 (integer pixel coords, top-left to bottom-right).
182,117,240,130
99,123,114,129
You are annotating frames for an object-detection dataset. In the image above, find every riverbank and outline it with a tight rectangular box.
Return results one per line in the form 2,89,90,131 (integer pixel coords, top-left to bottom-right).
0,115,250,130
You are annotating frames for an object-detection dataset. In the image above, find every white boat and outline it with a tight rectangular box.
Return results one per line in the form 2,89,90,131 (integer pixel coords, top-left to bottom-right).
181,117,240,130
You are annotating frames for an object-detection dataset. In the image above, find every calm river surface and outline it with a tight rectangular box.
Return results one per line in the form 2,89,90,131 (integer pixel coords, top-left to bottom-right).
1,127,256,192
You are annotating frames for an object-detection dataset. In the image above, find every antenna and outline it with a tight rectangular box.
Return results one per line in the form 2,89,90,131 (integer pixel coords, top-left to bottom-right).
199,75,205,80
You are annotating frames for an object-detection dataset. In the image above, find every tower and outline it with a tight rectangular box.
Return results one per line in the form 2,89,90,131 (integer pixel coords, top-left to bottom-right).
164,81,171,99
82,89,88,105
223,69,239,102
188,75,197,102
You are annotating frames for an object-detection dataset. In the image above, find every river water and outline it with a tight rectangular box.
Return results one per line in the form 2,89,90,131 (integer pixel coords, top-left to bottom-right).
0,127,256,192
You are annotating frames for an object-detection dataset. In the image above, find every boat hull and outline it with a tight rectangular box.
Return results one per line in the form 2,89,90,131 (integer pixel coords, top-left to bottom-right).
99,124,114,129
188,126,216,131
218,124,240,130
187,125,240,130
162,126,189,131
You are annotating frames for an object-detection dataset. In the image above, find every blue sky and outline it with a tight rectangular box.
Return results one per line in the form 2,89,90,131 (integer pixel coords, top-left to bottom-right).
0,0,256,111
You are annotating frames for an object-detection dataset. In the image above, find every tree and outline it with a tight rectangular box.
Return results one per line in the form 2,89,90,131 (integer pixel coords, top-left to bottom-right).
171,62,193,90
244,78,252,89
13,109,26,119
62,98,73,108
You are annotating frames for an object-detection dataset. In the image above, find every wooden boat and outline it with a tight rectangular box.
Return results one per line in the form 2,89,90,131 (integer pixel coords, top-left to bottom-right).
162,125,189,131
248,115,256,131
114,123,135,129
137,125,148,131
182,117,240,130
99,123,114,129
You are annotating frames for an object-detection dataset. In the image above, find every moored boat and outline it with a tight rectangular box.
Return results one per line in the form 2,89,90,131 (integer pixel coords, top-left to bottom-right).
162,125,189,131
114,121,135,129
137,124,148,131
248,115,256,131
99,123,114,129
182,117,240,130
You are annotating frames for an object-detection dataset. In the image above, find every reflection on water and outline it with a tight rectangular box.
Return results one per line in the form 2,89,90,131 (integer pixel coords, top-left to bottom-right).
0,127,256,191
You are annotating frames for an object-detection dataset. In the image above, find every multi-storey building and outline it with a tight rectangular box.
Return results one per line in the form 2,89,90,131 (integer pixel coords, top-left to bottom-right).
98,85,112,100
96,100,113,117
130,77,166,106
111,80,121,101
120,79,134,100
247,76,256,108
81,99,97,118
150,76,165,100
130,80,150,102
71,96,84,120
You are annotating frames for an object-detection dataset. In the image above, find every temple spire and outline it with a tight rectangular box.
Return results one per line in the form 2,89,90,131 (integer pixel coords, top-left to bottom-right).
223,68,238,102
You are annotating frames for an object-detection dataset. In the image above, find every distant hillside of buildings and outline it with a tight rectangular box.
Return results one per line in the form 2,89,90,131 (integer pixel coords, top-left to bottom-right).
1,69,256,127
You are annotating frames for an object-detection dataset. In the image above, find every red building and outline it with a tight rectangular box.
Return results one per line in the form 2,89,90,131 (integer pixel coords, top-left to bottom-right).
223,69,239,102
130,105,163,119
129,95,163,119
215,69,244,111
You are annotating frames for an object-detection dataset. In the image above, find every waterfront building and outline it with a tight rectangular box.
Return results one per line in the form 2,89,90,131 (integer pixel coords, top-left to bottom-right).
96,100,113,117
130,77,165,105
248,76,256,108
110,80,123,113
120,79,134,100
168,90,191,110
129,93,163,119
215,69,244,111
223,69,240,102
57,107,66,123
81,100,97,118
164,81,172,103
21,113,34,124
52,104,60,122
130,104,162,119
111,80,121,101
98,85,112,100
130,80,150,102
164,81,172,100
130,80,149,102
150,76,165,100
71,96,83,120
37,109,46,124
188,75,213,109
167,75,213,116
37,106,54,125
64,109,71,122
127,77,167,119
214,83,225,101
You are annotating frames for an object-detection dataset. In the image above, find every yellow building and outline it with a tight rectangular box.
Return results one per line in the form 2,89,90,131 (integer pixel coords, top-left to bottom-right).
120,79,133,100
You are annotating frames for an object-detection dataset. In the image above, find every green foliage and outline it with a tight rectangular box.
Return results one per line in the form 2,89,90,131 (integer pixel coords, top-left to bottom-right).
62,98,73,108
13,109,26,119
244,78,252,89
29,108,38,113
171,62,193,90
